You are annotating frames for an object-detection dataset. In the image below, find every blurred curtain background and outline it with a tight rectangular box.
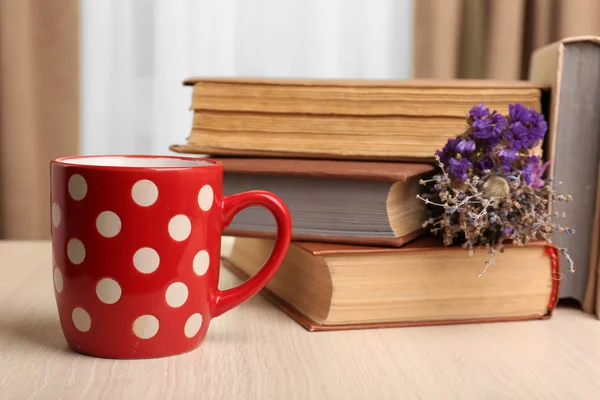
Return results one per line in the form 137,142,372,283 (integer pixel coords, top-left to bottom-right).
3,0,600,240
0,0,79,240
413,0,600,79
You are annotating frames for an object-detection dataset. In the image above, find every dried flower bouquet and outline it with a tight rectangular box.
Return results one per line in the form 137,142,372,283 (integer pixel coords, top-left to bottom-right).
418,103,575,276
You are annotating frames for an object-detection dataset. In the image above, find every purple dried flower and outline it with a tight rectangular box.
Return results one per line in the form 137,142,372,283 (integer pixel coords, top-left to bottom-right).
448,158,471,181
456,139,476,155
436,137,461,165
470,108,507,142
503,226,514,235
522,156,540,185
435,103,550,186
490,111,508,140
505,121,528,144
443,138,461,153
491,111,508,128
435,150,447,165
530,159,550,189
509,138,523,151
504,106,548,149
475,156,494,171
509,103,531,125
472,118,495,140
469,103,490,119
498,156,513,173
527,109,547,145
496,147,519,160
495,145,519,172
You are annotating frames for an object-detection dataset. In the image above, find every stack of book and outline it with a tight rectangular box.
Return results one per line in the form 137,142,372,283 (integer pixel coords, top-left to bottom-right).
171,78,561,331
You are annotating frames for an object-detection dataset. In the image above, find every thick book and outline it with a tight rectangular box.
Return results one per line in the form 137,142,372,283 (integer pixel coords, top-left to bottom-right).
171,78,547,161
528,36,600,310
182,77,543,116
218,158,433,247
224,237,560,331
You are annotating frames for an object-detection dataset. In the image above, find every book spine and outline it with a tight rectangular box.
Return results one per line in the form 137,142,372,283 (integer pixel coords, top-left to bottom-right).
545,245,561,316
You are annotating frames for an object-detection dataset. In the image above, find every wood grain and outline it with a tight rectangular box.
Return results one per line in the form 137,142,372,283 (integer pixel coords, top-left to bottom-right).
1,240,600,399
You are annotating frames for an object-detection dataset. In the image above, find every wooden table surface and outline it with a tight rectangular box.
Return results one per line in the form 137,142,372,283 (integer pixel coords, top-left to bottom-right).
1,240,600,399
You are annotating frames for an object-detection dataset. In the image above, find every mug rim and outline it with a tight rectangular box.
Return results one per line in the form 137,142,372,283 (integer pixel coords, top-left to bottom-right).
51,154,222,171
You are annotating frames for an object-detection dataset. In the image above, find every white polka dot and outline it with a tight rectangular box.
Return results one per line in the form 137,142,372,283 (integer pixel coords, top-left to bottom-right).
96,278,122,304
133,247,160,274
132,179,158,207
96,211,121,238
193,250,210,276
72,307,91,332
133,315,159,339
168,215,191,241
68,174,87,201
52,202,61,228
165,282,188,308
184,313,203,338
198,185,214,211
67,239,85,265
54,268,63,293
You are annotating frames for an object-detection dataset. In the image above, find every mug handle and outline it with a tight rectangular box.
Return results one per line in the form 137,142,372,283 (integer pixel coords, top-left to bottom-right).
212,190,292,317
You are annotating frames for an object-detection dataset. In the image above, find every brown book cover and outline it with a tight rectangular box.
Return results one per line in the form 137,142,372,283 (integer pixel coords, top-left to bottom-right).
170,144,441,163
217,157,434,181
222,238,561,331
218,158,434,247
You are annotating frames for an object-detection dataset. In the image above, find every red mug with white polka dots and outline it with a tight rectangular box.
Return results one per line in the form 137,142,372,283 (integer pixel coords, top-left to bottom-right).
50,155,292,359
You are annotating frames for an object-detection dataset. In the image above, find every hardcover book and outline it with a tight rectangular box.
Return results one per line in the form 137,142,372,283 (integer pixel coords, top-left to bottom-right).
171,78,547,161
224,237,560,331
219,158,433,247
529,35,600,308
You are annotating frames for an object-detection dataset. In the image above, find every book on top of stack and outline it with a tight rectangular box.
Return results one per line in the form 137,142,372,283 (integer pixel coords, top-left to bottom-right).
171,76,562,331
171,78,544,161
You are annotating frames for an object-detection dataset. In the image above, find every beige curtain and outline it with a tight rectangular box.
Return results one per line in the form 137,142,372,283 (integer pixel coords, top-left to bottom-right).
413,0,600,80
0,0,80,239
